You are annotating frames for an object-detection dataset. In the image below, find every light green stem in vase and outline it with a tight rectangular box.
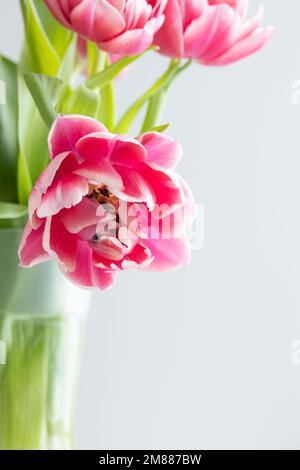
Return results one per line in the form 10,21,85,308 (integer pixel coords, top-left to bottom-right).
0,230,89,450
0,313,85,450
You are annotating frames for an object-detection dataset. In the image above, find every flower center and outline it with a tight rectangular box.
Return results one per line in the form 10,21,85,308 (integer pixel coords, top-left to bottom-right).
88,185,119,209
87,185,120,243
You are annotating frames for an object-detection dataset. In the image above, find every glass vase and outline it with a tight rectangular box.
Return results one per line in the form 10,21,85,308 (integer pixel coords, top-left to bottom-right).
0,229,90,450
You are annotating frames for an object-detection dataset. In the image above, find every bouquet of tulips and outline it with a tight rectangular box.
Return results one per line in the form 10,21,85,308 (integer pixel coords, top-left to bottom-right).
0,0,272,450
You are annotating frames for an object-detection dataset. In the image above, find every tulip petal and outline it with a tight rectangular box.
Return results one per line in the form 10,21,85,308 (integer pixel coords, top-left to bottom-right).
19,220,51,268
184,6,220,58
123,0,151,29
70,0,126,43
49,115,107,159
45,0,73,27
154,0,184,57
64,240,117,289
92,265,118,290
99,17,164,55
142,162,184,217
74,159,124,190
110,135,147,166
143,236,191,271
91,236,125,261
113,165,155,209
237,5,264,41
76,132,113,161
62,197,100,233
139,132,182,169
37,174,89,218
124,242,152,268
28,152,74,225
199,5,242,62
43,216,78,272
183,0,207,29
206,25,274,65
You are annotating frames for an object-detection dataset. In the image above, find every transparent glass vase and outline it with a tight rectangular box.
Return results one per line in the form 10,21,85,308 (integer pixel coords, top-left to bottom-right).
0,229,90,450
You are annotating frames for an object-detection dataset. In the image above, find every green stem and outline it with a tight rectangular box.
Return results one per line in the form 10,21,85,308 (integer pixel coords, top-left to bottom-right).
85,48,155,90
141,88,168,133
96,56,115,131
87,41,103,77
141,59,193,134
115,59,180,134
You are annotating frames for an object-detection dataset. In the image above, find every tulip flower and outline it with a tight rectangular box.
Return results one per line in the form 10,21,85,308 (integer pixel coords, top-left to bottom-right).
45,0,167,56
154,0,273,66
19,115,195,290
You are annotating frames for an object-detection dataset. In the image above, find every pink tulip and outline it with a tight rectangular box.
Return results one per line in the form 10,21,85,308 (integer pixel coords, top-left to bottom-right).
154,0,273,66
19,115,195,290
45,0,167,56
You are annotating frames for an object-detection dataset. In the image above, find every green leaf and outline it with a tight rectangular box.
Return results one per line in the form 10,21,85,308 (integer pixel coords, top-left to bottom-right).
85,49,153,89
17,74,50,205
17,150,32,206
20,0,60,75
147,123,170,133
0,56,18,202
0,202,27,219
55,83,72,112
22,73,62,128
63,83,100,118
115,60,180,134
58,35,77,82
32,0,73,59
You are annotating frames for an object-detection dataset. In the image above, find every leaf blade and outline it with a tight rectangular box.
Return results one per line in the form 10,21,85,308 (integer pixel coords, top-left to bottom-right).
22,72,61,128
0,56,18,202
17,74,50,204
63,83,100,118
0,202,28,219
20,0,60,75
85,49,153,89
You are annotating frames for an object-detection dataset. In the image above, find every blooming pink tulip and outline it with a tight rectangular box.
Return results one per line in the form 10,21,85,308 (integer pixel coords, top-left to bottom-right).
19,115,195,290
45,0,167,56
154,0,273,66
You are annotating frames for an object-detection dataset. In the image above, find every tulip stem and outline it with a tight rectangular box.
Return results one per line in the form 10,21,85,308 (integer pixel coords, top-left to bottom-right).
141,87,168,134
85,48,156,90
96,56,115,131
114,59,180,134
87,42,106,77
141,59,193,133
100,82,115,131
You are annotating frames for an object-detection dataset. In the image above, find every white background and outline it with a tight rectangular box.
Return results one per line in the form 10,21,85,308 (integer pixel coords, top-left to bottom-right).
1,0,300,450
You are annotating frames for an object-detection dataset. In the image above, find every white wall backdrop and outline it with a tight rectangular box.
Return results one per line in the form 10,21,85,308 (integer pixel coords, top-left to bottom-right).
1,0,300,450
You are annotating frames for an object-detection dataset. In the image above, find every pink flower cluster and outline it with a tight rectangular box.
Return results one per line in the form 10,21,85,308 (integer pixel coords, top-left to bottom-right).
19,116,195,290
45,0,273,64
